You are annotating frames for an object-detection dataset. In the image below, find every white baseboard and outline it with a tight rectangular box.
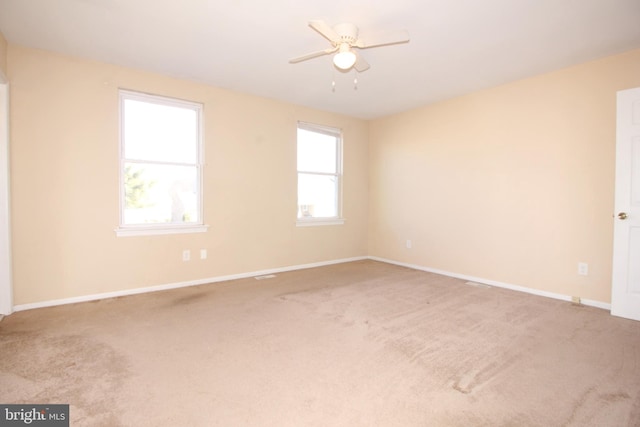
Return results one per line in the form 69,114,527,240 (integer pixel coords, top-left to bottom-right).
368,256,611,311
13,256,368,312
12,255,612,313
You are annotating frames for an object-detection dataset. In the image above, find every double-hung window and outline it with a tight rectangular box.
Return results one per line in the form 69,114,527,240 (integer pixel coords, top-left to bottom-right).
296,122,344,226
117,90,205,236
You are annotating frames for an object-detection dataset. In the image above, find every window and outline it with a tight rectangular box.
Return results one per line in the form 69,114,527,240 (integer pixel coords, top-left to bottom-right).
117,90,206,236
297,122,344,226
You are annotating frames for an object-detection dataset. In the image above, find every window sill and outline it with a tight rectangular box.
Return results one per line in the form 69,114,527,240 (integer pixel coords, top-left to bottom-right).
296,218,345,227
115,224,209,237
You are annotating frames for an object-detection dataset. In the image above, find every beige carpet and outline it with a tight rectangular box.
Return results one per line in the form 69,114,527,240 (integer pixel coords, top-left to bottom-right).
1,260,640,426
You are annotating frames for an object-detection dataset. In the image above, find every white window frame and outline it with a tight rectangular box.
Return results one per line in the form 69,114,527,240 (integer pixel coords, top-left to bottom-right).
296,121,344,227
115,89,207,237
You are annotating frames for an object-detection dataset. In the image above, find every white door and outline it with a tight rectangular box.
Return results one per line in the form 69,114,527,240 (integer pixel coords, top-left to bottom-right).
0,79,11,316
612,87,640,321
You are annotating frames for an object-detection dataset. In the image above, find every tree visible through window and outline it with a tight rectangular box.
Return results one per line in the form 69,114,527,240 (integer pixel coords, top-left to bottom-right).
297,122,342,222
119,90,203,231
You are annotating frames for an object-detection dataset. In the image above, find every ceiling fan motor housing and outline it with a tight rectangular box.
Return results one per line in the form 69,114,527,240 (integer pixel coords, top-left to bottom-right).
333,23,358,45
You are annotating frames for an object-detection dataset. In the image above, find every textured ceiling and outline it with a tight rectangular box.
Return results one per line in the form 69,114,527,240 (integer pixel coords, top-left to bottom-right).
1,0,639,119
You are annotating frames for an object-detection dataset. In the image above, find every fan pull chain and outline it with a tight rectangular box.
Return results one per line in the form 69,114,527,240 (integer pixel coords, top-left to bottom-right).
332,79,336,93
354,76,358,91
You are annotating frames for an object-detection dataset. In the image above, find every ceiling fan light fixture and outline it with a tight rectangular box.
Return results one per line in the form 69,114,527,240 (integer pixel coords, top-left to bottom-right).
333,44,356,70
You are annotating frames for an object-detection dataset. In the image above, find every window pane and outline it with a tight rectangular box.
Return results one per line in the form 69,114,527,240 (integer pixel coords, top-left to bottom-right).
297,128,337,173
123,163,199,225
123,99,198,164
297,173,338,218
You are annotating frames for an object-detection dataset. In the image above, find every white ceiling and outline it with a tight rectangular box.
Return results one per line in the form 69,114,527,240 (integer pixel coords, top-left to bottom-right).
0,0,639,119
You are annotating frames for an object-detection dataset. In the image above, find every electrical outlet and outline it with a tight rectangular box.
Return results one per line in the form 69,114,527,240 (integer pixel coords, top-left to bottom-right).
578,262,588,276
182,250,191,261
200,249,207,260
406,239,412,249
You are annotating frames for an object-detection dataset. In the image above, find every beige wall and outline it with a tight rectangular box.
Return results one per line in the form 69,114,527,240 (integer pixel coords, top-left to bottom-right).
7,41,640,307
0,31,7,78
8,45,369,305
369,49,640,304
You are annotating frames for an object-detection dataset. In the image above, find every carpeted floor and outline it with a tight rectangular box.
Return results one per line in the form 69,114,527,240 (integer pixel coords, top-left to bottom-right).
1,260,640,426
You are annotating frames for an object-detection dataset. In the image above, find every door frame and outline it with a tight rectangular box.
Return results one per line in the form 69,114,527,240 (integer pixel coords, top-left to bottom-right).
0,69,12,316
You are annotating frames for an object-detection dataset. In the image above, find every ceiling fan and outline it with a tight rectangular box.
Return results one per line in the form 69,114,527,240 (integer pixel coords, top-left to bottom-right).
289,20,410,72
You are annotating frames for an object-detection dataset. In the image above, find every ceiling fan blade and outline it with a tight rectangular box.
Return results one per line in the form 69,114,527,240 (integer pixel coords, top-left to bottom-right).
308,20,341,43
289,47,338,64
353,52,370,73
354,30,410,49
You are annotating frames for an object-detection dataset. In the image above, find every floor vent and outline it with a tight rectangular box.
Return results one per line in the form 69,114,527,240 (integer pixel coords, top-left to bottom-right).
254,274,276,280
465,281,491,288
